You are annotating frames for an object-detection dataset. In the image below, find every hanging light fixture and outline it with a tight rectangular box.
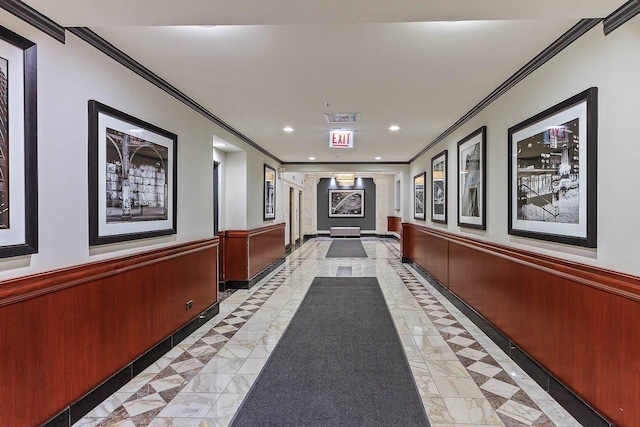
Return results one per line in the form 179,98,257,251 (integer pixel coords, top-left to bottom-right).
335,173,355,186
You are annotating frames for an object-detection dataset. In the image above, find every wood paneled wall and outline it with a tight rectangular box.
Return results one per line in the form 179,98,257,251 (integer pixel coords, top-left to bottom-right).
402,223,640,427
219,223,285,282
0,238,219,427
387,216,402,237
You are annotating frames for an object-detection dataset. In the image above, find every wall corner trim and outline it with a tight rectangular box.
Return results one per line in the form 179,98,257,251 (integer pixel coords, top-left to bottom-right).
67,27,283,164
408,18,602,163
0,0,65,43
603,0,640,35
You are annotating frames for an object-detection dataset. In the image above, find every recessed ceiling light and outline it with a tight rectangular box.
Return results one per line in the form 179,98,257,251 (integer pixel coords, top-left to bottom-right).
389,125,400,131
283,126,294,132
308,157,316,160
375,156,382,160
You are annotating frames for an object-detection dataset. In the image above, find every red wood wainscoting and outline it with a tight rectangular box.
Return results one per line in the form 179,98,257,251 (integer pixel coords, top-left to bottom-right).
387,216,402,238
219,223,285,285
0,238,219,427
402,223,640,427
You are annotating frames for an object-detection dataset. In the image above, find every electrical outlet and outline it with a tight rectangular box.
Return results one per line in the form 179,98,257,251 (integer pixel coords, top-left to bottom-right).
186,300,193,311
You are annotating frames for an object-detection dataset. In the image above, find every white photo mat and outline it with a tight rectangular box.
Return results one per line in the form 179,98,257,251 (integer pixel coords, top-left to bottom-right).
97,112,175,239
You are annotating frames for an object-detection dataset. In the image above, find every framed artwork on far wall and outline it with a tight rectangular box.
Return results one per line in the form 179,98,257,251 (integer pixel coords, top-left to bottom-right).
431,150,448,224
0,26,38,259
508,87,597,248
329,189,364,217
264,164,276,220
457,126,487,229
413,172,426,220
88,100,178,246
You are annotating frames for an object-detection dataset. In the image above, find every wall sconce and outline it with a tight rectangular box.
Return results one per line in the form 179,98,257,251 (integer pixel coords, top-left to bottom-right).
335,173,355,186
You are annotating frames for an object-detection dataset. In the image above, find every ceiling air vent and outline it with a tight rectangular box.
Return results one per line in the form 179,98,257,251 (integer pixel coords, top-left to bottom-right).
324,113,360,123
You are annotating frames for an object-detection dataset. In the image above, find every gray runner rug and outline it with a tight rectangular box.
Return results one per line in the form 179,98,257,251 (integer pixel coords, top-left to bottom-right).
325,239,368,258
230,277,430,427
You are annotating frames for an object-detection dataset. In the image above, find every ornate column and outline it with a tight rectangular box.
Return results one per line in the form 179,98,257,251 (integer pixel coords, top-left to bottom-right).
373,174,389,236
303,174,319,236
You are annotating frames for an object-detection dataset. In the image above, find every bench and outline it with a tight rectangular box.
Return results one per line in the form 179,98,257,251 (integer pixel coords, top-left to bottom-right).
330,226,361,237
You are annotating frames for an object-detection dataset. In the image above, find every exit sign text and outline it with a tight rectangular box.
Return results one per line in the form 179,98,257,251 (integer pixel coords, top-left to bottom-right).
329,130,354,148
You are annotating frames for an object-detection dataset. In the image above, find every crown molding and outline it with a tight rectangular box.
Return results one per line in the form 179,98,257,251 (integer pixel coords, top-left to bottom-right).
603,0,640,35
409,18,602,163
67,27,283,164
0,0,65,43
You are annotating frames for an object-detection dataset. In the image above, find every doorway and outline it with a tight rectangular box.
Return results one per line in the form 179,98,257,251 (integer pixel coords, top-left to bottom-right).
213,161,219,235
297,190,303,246
289,187,295,250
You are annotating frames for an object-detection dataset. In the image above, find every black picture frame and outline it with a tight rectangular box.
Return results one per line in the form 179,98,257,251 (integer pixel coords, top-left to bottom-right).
329,189,364,217
413,172,426,220
264,164,276,220
88,100,178,246
457,126,487,230
508,87,597,248
431,150,448,224
0,26,38,259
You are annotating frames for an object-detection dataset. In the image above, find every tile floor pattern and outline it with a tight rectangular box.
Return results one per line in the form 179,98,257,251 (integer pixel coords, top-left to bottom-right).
74,239,582,427
388,258,561,427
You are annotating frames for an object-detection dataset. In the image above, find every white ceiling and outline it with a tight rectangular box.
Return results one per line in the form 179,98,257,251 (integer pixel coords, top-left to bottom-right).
25,0,623,164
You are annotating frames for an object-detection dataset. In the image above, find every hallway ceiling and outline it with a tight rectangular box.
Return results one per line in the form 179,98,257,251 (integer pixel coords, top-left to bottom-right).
25,0,622,164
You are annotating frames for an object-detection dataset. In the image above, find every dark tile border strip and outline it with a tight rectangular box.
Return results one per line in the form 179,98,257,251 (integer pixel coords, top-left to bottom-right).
405,261,613,427
303,234,317,243
74,258,305,426
373,234,400,241
223,257,286,290
41,302,220,427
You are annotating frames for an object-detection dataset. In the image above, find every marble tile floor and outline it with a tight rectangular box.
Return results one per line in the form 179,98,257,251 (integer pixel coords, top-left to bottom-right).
73,239,582,427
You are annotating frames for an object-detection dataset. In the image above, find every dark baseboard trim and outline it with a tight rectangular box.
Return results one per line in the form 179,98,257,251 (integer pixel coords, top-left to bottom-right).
374,234,400,241
406,260,613,427
285,244,292,256
303,234,317,243
225,257,286,290
409,18,602,163
0,0,66,43
66,27,282,164
42,302,220,427
604,0,640,35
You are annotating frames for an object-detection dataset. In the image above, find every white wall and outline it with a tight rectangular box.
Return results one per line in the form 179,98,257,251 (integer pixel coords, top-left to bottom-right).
245,153,283,229
393,172,404,219
0,12,241,280
213,148,226,231
283,185,290,245
224,151,247,230
409,20,640,275
282,171,306,189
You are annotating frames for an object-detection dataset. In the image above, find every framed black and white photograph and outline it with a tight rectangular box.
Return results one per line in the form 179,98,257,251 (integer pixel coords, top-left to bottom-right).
89,100,177,246
264,164,276,220
508,87,597,248
0,26,37,259
457,127,486,229
431,150,448,224
329,189,364,217
413,172,426,220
